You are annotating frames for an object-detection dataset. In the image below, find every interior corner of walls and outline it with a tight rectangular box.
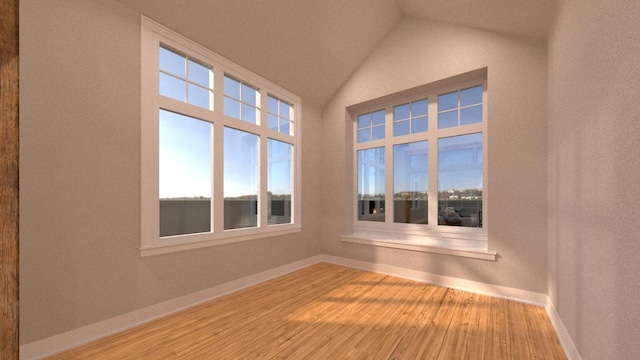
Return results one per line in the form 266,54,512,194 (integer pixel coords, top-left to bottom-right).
545,297,582,360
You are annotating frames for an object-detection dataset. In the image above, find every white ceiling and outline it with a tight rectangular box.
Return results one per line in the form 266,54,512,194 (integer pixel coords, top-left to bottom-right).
116,0,559,107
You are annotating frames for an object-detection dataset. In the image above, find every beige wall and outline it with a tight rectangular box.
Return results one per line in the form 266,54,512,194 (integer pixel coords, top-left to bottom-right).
19,0,323,343
321,17,549,292
548,0,640,358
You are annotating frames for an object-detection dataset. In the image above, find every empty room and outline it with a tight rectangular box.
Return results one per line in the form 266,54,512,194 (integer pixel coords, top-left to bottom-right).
2,0,639,359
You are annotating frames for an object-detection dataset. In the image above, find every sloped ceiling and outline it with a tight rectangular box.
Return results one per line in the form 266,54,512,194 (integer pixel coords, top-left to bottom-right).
116,0,559,107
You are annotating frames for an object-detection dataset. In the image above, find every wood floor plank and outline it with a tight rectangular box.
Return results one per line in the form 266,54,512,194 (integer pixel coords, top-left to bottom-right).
47,263,567,360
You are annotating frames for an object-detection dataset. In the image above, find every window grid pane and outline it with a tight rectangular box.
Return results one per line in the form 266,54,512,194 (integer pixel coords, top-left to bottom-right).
437,85,482,129
159,46,213,110
224,75,261,124
357,109,385,143
394,98,428,136
267,95,294,135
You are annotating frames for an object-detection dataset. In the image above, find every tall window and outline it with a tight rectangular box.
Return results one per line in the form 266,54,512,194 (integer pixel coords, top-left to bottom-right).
353,81,486,240
141,17,301,256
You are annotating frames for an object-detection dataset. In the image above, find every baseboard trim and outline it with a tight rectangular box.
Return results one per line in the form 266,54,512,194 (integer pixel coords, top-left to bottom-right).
20,255,325,360
22,254,578,359
319,254,548,306
546,298,582,360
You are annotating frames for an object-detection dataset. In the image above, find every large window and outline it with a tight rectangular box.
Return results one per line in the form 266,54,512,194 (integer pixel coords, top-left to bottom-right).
351,78,487,246
141,17,301,256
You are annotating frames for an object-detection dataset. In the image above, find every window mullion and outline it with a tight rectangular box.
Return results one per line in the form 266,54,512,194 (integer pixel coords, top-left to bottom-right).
212,68,225,234
427,92,439,227
259,90,269,228
384,106,393,225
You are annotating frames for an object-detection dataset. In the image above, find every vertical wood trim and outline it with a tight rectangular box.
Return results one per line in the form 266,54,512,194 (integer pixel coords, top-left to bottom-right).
0,0,19,359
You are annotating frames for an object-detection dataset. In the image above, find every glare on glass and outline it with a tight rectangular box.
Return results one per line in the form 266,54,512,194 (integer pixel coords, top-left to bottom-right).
438,133,483,228
357,147,385,222
394,141,428,224
159,110,211,237
268,139,293,225
224,127,259,230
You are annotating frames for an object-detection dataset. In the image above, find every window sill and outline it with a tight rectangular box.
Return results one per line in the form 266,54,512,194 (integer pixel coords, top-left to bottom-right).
340,231,496,261
141,226,301,257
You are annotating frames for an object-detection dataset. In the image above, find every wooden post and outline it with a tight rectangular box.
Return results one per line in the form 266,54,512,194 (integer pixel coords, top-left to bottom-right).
1,0,19,358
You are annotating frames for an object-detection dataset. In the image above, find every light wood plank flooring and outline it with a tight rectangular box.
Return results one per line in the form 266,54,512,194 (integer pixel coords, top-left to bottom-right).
48,263,566,359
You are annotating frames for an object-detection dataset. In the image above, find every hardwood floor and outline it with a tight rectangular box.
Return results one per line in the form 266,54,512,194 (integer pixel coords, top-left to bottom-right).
48,263,566,359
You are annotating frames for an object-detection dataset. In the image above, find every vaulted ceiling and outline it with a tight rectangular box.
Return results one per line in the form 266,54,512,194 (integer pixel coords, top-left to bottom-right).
116,0,559,107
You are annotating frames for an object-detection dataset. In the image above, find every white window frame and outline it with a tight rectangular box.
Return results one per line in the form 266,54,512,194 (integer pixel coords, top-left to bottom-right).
343,70,495,260
141,17,301,256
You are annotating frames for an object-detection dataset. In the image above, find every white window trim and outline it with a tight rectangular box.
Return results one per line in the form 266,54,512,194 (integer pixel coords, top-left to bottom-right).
344,69,495,261
141,16,302,256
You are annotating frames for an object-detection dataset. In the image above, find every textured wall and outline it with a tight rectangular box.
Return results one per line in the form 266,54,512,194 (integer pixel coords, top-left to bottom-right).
547,0,640,358
19,0,323,343
321,17,549,293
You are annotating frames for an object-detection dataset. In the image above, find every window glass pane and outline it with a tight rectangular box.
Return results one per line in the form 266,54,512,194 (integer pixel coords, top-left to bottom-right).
438,133,483,228
460,85,482,107
159,110,211,237
268,96,278,114
358,114,370,129
268,114,279,131
242,83,257,105
371,110,385,125
188,60,210,88
358,129,370,143
460,105,482,125
268,139,292,225
159,73,185,102
224,75,240,99
224,128,258,230
241,104,257,124
394,120,410,137
372,125,385,140
159,47,185,77
280,119,291,135
357,147,385,222
412,99,428,117
438,110,458,129
280,101,291,120
411,116,428,133
224,97,240,119
187,83,211,110
394,141,428,224
394,103,410,120
438,91,458,111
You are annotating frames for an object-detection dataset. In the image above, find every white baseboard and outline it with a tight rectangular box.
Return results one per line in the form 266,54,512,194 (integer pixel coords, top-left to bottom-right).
20,255,325,360
21,254,579,360
319,254,548,306
546,298,582,360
